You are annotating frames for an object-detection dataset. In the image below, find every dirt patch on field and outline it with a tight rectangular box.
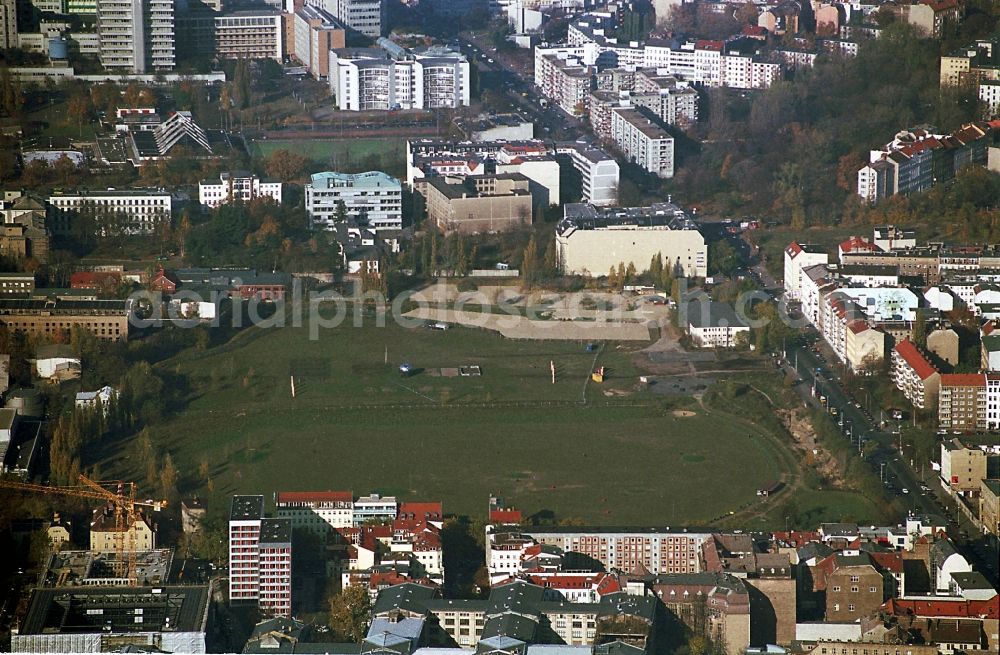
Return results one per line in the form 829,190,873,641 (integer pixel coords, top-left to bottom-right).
672,410,696,417
777,408,847,488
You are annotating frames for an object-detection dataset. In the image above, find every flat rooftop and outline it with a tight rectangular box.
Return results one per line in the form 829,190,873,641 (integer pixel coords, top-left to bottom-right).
611,107,672,140
559,202,698,234
19,585,210,635
230,495,264,521
260,517,292,544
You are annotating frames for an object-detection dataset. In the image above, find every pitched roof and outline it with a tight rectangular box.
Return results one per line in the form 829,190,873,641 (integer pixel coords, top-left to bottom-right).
894,339,938,380
940,373,987,388
276,490,353,503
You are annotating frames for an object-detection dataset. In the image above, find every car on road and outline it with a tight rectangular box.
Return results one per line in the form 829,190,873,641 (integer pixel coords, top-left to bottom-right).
901,488,909,494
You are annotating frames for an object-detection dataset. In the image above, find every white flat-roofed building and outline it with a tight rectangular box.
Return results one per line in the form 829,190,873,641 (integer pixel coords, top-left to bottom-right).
556,202,706,278
610,106,674,178
783,242,829,301
305,170,402,231
353,493,397,525
47,188,172,236
199,172,283,209
555,141,620,206
329,43,469,111
275,490,353,541
324,0,383,38
214,10,284,61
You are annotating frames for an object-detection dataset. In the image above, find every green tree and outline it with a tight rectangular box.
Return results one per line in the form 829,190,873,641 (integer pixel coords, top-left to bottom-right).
522,235,539,288
911,311,928,349
328,584,372,641
543,238,558,277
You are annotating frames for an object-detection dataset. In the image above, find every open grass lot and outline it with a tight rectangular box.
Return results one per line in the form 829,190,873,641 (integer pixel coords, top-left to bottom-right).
106,320,890,527
248,137,405,163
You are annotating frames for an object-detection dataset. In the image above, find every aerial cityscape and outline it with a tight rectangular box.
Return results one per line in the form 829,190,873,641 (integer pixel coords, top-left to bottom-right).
0,0,998,653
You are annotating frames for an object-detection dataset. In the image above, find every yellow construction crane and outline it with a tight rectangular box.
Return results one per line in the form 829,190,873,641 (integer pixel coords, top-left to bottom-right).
0,474,166,584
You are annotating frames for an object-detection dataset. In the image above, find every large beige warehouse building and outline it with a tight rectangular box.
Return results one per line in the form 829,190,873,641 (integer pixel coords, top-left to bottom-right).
556,202,706,278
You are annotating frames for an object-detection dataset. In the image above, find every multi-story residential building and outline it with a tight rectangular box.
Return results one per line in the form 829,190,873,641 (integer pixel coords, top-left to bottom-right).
685,301,751,348
48,189,171,236
820,292,888,371
556,202,706,278
651,572,750,655
199,172,283,209
783,242,829,301
214,10,284,61
323,0,383,38
534,45,597,117
873,225,918,251
97,0,175,72
305,170,402,231
891,339,941,410
495,526,711,574
858,124,993,203
229,496,293,617
275,491,354,541
258,518,293,617
425,173,534,234
814,552,887,623
980,80,1000,117
353,494,397,526
0,194,49,264
939,375,991,433
610,106,674,178
940,437,988,495
940,37,999,87
406,139,561,206
90,506,156,552
293,5,345,79
555,141,620,206
0,0,17,51
0,298,130,341
329,43,470,111
906,0,961,39
230,495,264,607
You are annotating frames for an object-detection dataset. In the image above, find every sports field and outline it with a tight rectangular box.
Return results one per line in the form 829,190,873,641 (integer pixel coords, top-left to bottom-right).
249,137,406,163
114,319,888,527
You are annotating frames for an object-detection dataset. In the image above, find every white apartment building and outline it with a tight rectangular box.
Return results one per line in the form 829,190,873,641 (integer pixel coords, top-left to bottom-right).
353,493,397,526
97,0,175,73
610,106,674,178
305,170,402,231
406,139,561,206
47,189,172,236
556,202,706,278
275,491,354,541
215,11,283,61
534,46,597,117
891,339,941,410
321,0,382,38
329,45,470,111
783,242,830,301
199,172,283,209
980,80,1000,118
685,301,751,348
555,141,620,206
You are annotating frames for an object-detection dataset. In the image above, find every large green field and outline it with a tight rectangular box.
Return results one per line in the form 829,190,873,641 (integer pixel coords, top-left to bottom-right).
108,319,888,527
249,137,406,164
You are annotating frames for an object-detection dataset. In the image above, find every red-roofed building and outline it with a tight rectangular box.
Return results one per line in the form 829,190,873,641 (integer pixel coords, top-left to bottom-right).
838,236,881,263
884,596,999,652
398,502,443,524
275,490,354,540
70,271,122,292
150,266,179,294
892,339,941,409
783,241,829,301
489,496,523,525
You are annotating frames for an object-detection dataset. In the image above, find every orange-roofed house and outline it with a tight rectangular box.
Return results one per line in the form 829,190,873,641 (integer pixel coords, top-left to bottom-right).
892,339,941,409
838,236,881,263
